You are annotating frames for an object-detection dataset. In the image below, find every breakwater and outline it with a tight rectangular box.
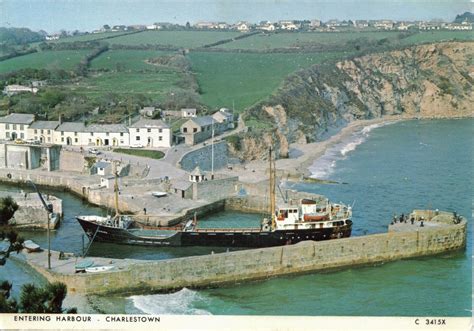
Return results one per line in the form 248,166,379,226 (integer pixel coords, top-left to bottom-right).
12,210,466,296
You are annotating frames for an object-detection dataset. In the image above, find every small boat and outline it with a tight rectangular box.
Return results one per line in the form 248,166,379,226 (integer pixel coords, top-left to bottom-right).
152,191,167,198
23,240,42,253
75,259,94,273
85,265,115,273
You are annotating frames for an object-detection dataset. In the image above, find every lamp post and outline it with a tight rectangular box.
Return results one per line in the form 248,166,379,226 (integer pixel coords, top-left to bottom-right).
26,180,52,269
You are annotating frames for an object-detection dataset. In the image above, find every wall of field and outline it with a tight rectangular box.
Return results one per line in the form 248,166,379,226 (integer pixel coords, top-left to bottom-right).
23,218,466,295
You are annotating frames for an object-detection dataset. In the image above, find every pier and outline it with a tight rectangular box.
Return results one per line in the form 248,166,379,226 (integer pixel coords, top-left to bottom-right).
11,210,467,295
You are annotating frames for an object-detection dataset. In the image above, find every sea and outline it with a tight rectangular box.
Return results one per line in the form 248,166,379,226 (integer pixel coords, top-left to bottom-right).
0,118,471,316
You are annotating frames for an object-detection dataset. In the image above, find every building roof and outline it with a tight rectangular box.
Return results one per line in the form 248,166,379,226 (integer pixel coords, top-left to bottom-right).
172,179,192,191
56,122,87,132
129,118,169,129
0,113,35,124
181,108,197,113
191,166,205,176
188,116,214,127
29,121,60,130
95,161,111,168
87,124,128,133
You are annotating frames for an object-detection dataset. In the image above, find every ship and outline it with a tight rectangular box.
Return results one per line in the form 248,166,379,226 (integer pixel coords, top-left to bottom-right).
76,149,353,248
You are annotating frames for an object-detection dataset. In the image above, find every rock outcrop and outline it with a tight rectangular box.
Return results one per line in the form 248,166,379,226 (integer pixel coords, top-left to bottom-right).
231,42,473,160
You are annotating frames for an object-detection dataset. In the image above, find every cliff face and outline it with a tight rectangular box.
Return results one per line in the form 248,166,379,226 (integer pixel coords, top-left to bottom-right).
233,42,473,160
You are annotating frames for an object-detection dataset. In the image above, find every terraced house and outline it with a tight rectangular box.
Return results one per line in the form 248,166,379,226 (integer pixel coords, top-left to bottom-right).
0,113,35,141
129,119,172,148
28,121,60,144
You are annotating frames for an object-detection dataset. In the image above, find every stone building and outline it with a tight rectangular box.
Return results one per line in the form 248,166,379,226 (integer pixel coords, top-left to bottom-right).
0,113,35,141
129,118,172,148
28,121,60,144
54,122,86,145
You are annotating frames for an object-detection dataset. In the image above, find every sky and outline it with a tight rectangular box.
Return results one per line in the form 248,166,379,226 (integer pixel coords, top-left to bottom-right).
0,0,472,33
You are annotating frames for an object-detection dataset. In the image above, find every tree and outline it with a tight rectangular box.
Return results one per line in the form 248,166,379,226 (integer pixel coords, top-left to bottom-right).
103,24,111,30
0,196,19,226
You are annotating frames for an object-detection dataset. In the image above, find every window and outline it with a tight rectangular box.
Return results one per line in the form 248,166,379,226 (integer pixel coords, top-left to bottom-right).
6,132,10,138
47,137,51,142
74,132,78,136
136,128,139,132
159,128,162,133
20,125,24,130
106,132,109,136
34,129,38,134
159,136,162,141
120,133,123,137
193,128,197,133
20,133,24,139
88,139,92,143
147,128,151,133
75,138,78,143
91,132,93,136
61,137,64,142
47,130,51,134
136,136,140,141
183,127,188,133
5,124,9,129
35,136,38,140
41,129,44,134
61,131,64,136
120,140,124,144
13,124,17,130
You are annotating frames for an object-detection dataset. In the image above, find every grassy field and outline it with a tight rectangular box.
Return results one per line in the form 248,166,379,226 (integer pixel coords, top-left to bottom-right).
113,148,164,159
64,70,182,99
91,49,172,71
188,51,348,111
106,30,241,48
0,50,91,74
400,30,474,45
216,31,403,50
51,31,129,43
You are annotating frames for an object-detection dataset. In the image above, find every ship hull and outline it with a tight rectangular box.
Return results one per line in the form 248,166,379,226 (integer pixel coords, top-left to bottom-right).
77,217,352,248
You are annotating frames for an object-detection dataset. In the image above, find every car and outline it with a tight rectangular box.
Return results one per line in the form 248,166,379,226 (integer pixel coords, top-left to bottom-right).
14,139,25,144
88,148,101,155
130,143,144,148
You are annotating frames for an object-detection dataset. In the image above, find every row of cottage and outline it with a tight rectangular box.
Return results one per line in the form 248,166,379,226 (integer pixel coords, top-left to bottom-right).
0,109,234,148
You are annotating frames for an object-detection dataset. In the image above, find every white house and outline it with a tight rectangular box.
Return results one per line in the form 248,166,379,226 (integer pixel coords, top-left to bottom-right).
279,20,300,30
181,108,197,118
3,85,38,96
28,121,60,144
0,113,35,141
85,124,129,147
235,22,250,32
129,118,171,148
54,122,87,145
139,106,157,118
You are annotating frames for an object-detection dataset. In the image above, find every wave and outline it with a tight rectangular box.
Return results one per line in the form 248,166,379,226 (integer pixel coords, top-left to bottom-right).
309,121,396,179
129,288,212,315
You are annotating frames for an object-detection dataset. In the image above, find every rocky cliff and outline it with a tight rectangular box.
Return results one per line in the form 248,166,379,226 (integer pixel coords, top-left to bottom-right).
230,42,473,160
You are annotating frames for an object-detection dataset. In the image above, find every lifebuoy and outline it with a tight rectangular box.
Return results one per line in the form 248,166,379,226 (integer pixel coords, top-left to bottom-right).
6,173,12,179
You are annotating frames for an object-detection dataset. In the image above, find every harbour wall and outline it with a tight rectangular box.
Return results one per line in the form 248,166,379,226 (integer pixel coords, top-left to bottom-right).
18,217,467,295
0,191,62,229
179,141,228,172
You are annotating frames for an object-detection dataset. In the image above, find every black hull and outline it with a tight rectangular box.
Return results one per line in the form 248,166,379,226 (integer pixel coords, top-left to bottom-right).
77,217,352,248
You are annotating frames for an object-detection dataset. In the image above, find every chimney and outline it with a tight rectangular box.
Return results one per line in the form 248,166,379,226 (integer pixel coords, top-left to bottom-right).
58,114,63,124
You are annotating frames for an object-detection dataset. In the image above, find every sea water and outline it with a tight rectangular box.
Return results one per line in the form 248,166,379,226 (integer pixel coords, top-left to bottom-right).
128,119,472,316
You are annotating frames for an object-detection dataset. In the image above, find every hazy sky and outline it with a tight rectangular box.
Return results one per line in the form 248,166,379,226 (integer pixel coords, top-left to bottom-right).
1,0,472,33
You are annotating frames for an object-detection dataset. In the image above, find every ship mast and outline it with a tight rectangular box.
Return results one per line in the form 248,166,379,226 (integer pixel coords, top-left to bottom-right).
113,162,120,218
269,147,276,230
